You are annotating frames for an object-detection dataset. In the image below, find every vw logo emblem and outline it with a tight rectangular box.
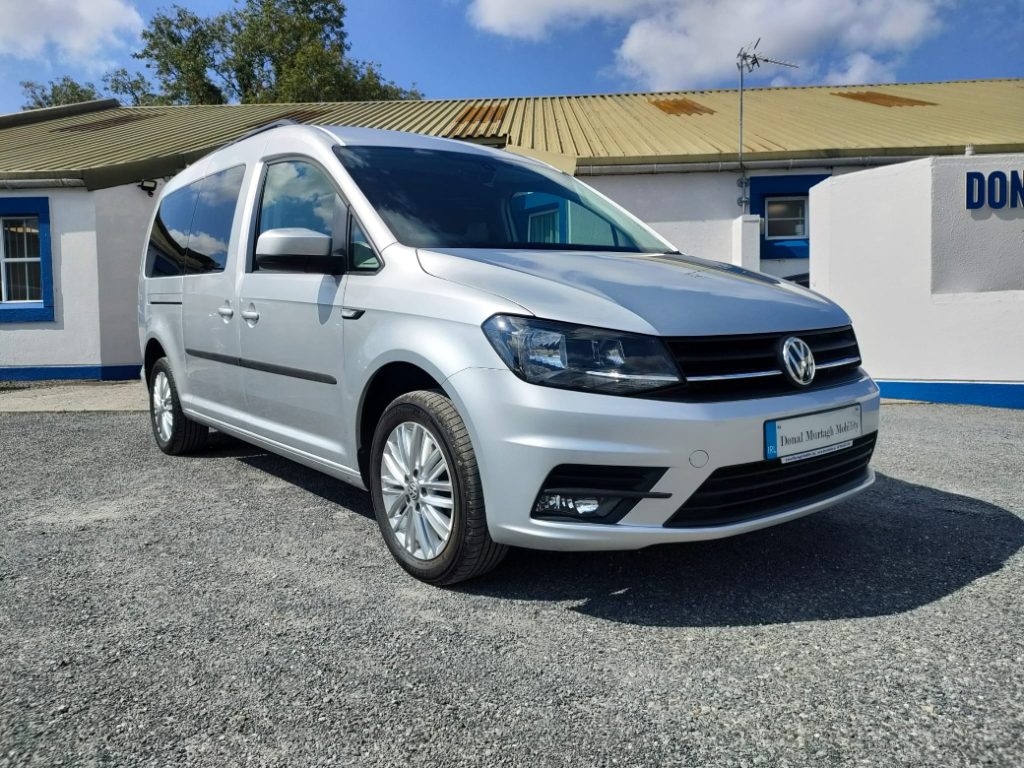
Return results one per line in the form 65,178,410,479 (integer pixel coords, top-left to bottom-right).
780,336,816,386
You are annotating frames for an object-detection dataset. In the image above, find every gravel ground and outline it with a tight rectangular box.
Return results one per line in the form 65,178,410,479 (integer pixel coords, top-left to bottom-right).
1,403,1022,767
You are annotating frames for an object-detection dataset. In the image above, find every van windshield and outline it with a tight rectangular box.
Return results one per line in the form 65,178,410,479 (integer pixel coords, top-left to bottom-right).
334,145,670,253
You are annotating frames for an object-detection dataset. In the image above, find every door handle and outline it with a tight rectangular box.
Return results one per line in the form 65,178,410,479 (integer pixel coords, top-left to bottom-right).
240,308,260,323
217,306,234,319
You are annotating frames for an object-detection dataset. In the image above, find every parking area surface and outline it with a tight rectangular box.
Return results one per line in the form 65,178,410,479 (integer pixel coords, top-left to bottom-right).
1,402,1022,767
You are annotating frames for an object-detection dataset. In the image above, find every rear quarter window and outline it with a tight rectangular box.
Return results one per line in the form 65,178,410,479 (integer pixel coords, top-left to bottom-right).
185,165,246,273
146,186,197,277
145,164,246,277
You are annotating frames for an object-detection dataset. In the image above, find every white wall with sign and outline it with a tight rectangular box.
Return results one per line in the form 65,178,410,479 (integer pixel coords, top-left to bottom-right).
810,154,1024,408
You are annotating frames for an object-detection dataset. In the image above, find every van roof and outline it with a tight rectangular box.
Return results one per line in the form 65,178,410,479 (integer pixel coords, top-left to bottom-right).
323,125,498,155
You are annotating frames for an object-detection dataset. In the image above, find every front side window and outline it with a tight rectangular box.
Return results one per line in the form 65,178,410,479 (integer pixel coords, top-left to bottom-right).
764,196,808,240
0,216,41,302
333,145,669,253
258,160,344,239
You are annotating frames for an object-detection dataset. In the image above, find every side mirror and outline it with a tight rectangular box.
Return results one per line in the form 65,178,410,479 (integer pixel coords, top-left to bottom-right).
255,228,343,273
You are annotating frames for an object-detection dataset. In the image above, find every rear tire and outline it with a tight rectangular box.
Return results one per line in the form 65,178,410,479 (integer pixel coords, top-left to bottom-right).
370,390,507,585
148,357,208,455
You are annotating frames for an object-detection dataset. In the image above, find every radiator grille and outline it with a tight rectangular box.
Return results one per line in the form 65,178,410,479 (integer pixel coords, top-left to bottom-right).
657,326,862,401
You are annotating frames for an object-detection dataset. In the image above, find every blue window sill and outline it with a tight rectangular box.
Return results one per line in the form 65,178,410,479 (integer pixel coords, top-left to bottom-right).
761,238,810,259
0,303,55,323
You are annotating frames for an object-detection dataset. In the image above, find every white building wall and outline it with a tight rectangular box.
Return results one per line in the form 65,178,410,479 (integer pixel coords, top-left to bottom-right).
586,167,856,278
587,171,739,261
810,155,1024,386
0,189,103,368
94,184,159,367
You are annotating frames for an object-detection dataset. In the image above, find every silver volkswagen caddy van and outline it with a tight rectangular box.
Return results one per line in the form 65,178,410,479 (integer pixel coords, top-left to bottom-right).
139,123,879,584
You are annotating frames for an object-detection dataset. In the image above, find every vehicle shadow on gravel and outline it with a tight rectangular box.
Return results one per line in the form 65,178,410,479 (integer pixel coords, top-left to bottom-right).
203,437,1023,628
205,432,377,520
458,473,1024,627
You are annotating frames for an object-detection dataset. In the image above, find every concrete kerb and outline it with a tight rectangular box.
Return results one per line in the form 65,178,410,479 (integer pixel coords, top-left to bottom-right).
0,381,148,412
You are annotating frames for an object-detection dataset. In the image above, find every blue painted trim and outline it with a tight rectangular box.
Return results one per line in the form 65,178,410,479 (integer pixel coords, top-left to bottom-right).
0,365,140,382
0,197,55,323
0,303,53,322
749,175,829,260
764,420,778,459
878,381,1024,409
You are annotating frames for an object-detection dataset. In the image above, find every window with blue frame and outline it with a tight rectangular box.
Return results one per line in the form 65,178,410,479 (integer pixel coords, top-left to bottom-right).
764,197,808,240
749,174,828,260
0,197,53,323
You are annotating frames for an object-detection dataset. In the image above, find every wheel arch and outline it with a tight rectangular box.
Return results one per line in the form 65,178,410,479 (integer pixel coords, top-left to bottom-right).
356,361,447,486
143,337,167,385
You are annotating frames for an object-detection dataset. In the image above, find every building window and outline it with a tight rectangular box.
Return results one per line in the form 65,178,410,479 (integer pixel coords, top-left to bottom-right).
748,175,828,260
1,217,42,301
764,196,808,240
0,197,53,323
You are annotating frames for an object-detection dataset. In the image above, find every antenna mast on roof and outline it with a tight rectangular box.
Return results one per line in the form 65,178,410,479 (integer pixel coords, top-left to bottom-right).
736,39,798,212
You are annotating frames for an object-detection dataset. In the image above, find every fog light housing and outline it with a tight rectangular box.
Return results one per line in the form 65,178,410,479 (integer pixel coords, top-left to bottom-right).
531,464,671,524
534,493,611,518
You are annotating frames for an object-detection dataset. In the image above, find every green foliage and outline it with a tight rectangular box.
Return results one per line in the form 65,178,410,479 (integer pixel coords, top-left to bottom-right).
137,0,420,104
135,5,229,104
19,0,420,111
102,69,166,107
20,77,102,110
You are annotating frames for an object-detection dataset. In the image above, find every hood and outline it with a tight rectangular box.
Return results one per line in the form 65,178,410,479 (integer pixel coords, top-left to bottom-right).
417,248,849,336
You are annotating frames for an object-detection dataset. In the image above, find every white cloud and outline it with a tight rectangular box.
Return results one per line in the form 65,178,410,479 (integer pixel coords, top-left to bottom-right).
186,231,229,258
0,0,143,70
824,52,897,85
466,0,953,89
467,0,649,41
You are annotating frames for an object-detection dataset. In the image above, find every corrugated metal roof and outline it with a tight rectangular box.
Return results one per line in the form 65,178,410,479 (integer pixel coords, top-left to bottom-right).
0,79,1020,189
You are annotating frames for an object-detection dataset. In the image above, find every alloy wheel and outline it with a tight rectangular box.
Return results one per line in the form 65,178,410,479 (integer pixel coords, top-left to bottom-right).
379,421,455,560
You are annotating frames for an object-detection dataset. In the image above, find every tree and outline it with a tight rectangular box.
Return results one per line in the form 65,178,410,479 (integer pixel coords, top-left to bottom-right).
135,5,229,104
135,0,420,104
102,68,166,107
18,0,419,111
20,77,102,110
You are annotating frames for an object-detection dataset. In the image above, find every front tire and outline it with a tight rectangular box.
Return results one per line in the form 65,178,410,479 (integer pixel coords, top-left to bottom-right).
148,357,208,455
370,390,507,585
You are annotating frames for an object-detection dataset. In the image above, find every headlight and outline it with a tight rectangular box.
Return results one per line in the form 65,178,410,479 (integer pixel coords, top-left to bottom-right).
482,315,680,395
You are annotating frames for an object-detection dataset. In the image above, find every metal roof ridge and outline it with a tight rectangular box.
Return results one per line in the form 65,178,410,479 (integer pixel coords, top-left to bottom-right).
112,77,1024,110
0,98,119,130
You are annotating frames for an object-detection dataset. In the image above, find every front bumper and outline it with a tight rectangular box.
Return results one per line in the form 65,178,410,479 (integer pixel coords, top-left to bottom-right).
444,367,880,551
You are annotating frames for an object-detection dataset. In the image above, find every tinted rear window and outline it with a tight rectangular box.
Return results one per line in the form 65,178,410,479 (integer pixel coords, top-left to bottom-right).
146,185,197,277
146,165,245,277
186,165,246,273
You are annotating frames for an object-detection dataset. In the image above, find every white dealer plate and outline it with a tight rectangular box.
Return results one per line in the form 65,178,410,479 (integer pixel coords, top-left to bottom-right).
764,404,862,463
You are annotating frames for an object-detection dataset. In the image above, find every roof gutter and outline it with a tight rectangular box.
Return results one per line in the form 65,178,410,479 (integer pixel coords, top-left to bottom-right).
0,177,86,189
576,155,926,175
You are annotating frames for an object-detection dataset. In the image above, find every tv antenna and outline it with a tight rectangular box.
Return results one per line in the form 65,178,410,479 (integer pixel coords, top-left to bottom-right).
736,39,798,211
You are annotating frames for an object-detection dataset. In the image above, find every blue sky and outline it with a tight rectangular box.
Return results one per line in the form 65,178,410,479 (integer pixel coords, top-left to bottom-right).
0,0,1021,113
